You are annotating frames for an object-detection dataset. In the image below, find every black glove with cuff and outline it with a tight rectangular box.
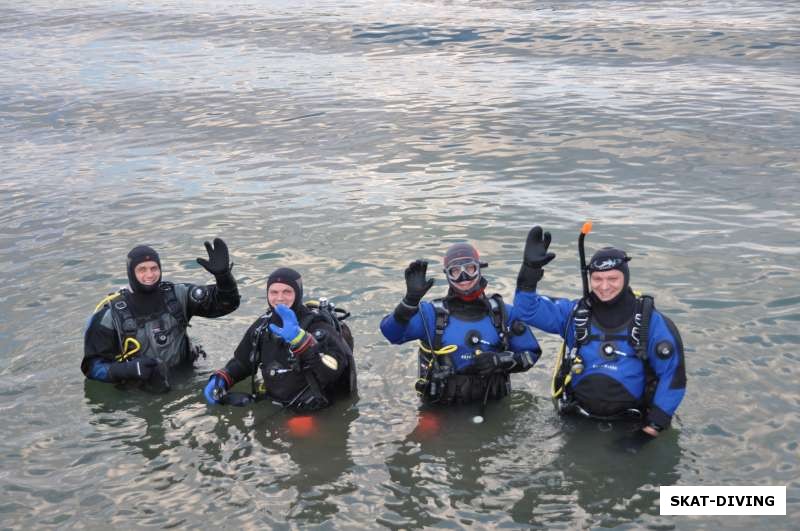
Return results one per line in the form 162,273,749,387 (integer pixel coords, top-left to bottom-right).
394,259,435,322
517,226,555,291
108,357,158,381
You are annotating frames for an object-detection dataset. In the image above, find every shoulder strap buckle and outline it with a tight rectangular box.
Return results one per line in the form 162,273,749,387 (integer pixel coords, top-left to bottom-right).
573,298,592,346
488,293,510,349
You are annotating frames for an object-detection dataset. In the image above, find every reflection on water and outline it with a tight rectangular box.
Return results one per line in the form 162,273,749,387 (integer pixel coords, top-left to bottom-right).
511,418,682,527
84,378,360,526
1,0,799,528
379,397,682,529
381,392,549,528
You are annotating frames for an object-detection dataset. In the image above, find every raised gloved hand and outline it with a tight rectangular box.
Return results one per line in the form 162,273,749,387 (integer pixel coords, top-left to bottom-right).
203,372,230,405
403,259,435,307
197,237,231,276
517,226,555,291
269,305,316,354
522,226,555,267
269,304,302,343
108,357,159,381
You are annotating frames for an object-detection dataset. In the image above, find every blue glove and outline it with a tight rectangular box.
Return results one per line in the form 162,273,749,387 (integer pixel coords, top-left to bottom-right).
269,304,304,345
108,357,158,381
204,374,228,405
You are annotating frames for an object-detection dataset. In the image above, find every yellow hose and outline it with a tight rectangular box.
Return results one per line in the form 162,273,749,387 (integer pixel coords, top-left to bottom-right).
115,337,141,362
551,342,567,398
93,292,121,313
417,343,457,356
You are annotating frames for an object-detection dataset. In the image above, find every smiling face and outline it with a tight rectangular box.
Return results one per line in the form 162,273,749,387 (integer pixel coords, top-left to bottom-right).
451,276,480,293
133,260,161,287
267,282,296,308
590,269,625,302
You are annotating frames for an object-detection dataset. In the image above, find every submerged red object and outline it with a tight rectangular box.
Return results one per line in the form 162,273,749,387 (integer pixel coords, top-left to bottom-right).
286,415,316,438
414,411,441,438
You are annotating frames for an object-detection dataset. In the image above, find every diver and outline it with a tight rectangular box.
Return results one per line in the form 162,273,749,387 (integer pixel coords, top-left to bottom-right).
82,239,240,391
513,224,686,437
204,267,356,410
380,243,541,406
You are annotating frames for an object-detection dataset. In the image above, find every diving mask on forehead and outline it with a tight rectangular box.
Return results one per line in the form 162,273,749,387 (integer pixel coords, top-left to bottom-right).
588,254,630,272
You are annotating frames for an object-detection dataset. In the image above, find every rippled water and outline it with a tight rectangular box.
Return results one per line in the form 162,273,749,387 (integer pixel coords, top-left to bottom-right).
1,0,798,528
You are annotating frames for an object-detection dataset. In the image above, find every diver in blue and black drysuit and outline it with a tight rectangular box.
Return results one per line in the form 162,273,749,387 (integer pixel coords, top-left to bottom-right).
380,243,542,405
82,240,240,391
513,226,686,437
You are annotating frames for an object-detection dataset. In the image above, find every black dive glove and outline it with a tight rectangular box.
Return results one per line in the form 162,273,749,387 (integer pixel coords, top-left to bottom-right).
473,351,535,375
108,357,158,381
197,237,236,290
394,260,435,322
517,226,556,292
403,259,435,306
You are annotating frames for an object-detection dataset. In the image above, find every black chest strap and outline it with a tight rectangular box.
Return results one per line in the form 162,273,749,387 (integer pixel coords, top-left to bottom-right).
160,282,188,329
431,300,449,351
630,294,654,360
249,311,273,395
573,294,655,361
487,294,510,351
109,283,186,343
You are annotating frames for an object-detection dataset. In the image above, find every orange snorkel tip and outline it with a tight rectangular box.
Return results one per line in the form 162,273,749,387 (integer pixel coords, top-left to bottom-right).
579,221,592,298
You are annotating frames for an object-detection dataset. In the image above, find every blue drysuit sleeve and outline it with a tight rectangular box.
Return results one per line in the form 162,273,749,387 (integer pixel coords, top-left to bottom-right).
645,311,687,427
506,303,542,362
380,302,438,345
513,290,577,339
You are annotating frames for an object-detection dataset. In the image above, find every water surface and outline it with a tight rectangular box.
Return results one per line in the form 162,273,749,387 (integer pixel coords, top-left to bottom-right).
1,1,798,528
